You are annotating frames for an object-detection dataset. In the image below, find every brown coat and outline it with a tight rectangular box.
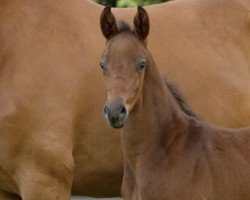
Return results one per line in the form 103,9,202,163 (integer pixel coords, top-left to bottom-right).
0,0,250,199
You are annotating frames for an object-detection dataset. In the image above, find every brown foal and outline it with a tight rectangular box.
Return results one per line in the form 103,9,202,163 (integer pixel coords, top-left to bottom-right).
100,6,250,200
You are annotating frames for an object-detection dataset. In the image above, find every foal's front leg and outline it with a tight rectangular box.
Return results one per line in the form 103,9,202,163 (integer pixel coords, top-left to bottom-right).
122,160,138,200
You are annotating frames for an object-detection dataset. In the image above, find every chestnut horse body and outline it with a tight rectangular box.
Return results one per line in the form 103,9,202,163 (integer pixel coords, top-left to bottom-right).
0,0,250,199
100,7,250,200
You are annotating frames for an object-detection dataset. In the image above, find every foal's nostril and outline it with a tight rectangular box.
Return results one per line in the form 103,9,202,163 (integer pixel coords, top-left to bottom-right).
119,106,127,116
103,99,128,128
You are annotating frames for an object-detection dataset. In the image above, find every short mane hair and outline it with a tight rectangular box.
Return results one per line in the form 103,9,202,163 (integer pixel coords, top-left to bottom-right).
117,21,134,35
164,77,198,118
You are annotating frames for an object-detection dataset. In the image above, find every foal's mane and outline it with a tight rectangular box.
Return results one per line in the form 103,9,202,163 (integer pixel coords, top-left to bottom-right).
117,22,197,118
163,77,197,118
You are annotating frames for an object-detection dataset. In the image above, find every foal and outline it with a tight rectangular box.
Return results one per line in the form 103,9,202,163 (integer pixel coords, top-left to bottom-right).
100,6,250,200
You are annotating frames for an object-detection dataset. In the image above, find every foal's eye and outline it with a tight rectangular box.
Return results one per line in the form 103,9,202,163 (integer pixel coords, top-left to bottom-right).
137,60,147,73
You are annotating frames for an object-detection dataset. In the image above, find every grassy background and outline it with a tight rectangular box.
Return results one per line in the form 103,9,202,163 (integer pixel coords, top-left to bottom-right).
93,0,169,7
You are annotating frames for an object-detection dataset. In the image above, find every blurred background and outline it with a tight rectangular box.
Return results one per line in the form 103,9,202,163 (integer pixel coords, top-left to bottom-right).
93,0,170,8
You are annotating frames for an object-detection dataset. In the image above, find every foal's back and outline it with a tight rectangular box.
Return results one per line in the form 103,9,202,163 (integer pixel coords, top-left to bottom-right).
202,123,250,199
155,119,250,200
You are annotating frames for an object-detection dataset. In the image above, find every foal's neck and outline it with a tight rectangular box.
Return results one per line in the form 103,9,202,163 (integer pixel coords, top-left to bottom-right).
122,52,191,164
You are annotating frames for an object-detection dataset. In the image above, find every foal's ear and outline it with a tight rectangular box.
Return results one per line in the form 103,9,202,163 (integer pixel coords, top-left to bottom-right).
100,6,118,40
133,6,150,41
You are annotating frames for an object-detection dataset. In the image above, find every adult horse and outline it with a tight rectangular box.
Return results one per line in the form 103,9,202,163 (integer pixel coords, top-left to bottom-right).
0,0,249,199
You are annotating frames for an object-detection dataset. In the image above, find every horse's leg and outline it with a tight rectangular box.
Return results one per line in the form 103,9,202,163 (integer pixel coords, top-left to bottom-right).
15,145,74,200
18,173,72,200
0,189,21,200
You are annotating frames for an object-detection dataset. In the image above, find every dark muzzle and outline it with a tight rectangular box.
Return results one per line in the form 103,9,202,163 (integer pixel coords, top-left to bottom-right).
104,98,128,129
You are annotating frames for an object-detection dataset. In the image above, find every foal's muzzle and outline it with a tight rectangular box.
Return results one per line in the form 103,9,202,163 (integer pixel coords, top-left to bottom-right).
104,98,128,129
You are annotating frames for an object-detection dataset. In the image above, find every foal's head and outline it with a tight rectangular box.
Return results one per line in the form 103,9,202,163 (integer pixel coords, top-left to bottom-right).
100,6,150,129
